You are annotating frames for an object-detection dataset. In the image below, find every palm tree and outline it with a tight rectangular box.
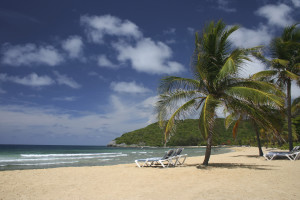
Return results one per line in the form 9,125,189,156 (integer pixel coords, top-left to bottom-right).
252,24,300,151
156,20,284,165
225,104,285,156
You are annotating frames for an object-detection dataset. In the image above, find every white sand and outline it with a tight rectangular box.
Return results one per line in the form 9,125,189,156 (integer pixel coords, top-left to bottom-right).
0,147,299,200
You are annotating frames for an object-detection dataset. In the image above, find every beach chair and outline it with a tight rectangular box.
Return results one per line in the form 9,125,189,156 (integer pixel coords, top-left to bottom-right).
264,146,300,161
135,149,174,168
172,148,187,166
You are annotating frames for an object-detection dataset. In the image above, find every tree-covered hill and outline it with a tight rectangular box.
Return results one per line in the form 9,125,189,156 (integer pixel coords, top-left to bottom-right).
114,118,262,147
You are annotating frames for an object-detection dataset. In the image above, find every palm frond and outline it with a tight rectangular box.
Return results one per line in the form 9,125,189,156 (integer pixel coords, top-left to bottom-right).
282,70,300,80
156,90,204,126
224,113,235,129
251,70,278,81
231,80,285,97
272,58,289,67
226,86,284,107
163,98,200,142
158,76,201,93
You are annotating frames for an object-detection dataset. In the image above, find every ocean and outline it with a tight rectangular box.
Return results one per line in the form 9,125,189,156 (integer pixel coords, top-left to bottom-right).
0,144,231,171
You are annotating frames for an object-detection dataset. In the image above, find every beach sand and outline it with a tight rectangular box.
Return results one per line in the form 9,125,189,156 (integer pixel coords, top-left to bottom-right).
0,147,299,200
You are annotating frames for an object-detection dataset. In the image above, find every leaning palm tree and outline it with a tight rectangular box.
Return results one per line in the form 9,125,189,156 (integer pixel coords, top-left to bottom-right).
225,104,285,156
252,24,300,151
156,20,284,165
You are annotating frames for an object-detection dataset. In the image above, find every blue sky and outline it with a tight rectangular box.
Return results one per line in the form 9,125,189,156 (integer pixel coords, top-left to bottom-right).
0,0,299,145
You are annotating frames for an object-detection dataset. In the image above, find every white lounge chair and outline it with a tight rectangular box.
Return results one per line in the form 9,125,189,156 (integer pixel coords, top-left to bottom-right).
135,149,175,168
264,146,300,161
172,148,187,166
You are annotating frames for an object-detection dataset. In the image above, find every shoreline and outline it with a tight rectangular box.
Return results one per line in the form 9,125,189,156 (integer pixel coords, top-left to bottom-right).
0,147,299,200
0,146,231,171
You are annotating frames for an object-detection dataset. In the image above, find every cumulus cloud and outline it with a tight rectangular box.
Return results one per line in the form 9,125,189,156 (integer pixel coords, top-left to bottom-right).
62,35,84,59
53,71,81,89
229,25,272,48
97,54,118,68
80,14,184,75
80,14,142,43
1,43,63,66
113,38,184,74
0,73,55,87
110,81,151,94
238,56,267,78
255,4,294,27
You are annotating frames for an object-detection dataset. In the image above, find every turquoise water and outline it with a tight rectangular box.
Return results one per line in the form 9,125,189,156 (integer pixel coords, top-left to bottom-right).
0,145,231,171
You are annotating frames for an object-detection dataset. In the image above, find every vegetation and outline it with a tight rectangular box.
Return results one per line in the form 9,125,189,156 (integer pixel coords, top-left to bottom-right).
115,118,294,148
156,20,284,165
115,118,256,147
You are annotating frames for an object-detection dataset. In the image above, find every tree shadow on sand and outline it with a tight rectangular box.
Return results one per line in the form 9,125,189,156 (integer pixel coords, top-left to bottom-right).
182,163,276,170
231,155,263,158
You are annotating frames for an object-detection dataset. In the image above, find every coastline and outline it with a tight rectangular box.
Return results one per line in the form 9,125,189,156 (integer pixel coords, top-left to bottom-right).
0,147,299,200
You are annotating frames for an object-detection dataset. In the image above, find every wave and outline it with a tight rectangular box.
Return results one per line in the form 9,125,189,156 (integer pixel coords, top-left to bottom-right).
20,152,124,157
13,161,79,166
0,154,128,163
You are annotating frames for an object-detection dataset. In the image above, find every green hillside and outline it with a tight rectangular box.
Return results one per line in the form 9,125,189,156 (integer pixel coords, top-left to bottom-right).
114,118,261,147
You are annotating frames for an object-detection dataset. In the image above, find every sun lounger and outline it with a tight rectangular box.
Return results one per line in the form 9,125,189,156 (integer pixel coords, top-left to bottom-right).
172,148,187,166
135,149,174,168
264,146,300,161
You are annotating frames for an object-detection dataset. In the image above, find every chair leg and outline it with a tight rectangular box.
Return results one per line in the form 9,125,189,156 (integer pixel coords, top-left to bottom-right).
159,160,166,168
135,160,141,168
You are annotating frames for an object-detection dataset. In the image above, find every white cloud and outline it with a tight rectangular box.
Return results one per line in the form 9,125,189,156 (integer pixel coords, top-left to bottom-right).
239,56,267,78
110,81,151,94
80,14,142,43
165,39,176,44
88,71,106,80
62,35,84,59
291,81,300,99
1,43,63,66
53,96,77,101
0,94,158,144
255,4,294,27
229,25,272,48
187,27,195,35
53,71,81,89
216,0,236,12
0,73,55,87
291,0,300,7
97,55,118,68
113,38,185,74
163,28,176,35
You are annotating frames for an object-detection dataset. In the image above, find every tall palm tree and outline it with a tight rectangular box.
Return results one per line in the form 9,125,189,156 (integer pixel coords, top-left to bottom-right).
252,24,300,151
156,20,284,165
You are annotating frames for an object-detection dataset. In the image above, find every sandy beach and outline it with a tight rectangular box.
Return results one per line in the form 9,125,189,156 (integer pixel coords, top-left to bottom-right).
0,147,299,200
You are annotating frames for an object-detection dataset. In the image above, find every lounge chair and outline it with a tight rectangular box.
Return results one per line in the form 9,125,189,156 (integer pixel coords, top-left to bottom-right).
264,146,300,161
172,148,187,166
135,149,175,168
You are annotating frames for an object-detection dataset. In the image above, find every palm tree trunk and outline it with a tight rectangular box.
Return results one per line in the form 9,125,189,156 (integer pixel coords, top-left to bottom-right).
202,133,212,166
253,122,263,156
287,79,293,151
